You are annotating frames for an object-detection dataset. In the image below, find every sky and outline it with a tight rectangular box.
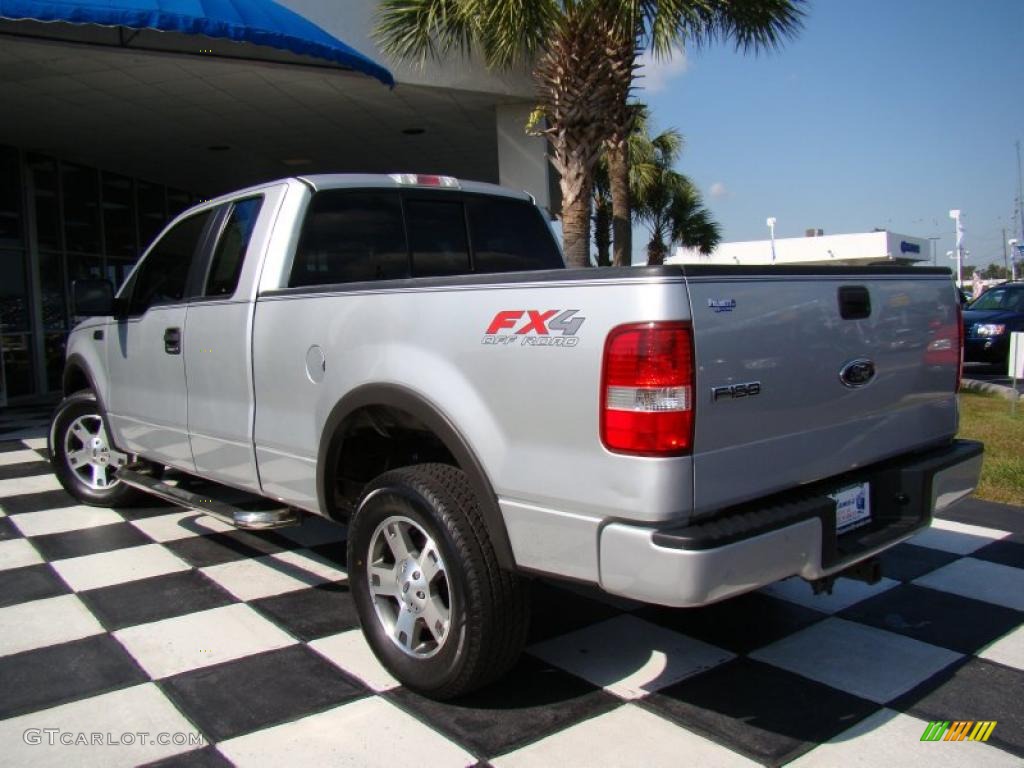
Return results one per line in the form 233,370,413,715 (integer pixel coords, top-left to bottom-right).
633,0,1024,269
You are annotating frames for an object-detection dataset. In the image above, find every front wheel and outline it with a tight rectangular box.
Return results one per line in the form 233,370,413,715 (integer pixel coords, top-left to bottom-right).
50,391,143,507
348,463,529,699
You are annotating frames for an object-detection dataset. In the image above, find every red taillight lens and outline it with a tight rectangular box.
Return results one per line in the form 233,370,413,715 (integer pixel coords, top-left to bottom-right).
601,322,694,455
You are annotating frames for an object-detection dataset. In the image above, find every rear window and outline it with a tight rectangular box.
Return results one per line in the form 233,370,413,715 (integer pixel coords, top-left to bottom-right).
288,189,561,288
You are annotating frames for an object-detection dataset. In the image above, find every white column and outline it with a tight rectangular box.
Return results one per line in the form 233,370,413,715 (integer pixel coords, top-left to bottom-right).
496,104,551,215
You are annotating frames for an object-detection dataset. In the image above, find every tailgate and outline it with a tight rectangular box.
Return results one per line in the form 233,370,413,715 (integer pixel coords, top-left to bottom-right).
685,269,960,517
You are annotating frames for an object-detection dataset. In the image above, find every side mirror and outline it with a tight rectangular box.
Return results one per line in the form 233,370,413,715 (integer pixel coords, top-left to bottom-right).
72,279,116,316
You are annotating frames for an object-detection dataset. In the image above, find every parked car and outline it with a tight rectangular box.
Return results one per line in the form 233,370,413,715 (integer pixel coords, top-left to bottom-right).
50,174,982,699
962,282,1024,368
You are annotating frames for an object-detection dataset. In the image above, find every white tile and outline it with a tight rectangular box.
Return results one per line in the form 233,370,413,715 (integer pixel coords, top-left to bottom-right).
310,630,399,692
0,537,43,570
494,703,759,768
52,544,189,592
271,547,347,581
751,617,962,703
218,697,473,767
0,594,103,657
789,708,1019,767
129,509,234,542
0,684,203,767
760,575,899,613
914,557,1024,611
114,603,296,679
0,449,43,466
0,472,62,496
911,519,1011,555
201,549,344,602
527,615,733,700
979,625,1024,671
22,437,48,450
12,506,124,537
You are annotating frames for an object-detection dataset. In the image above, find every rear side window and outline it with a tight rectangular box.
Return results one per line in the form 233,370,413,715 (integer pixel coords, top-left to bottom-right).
468,197,563,273
406,199,470,277
290,191,407,287
205,197,263,297
129,210,212,314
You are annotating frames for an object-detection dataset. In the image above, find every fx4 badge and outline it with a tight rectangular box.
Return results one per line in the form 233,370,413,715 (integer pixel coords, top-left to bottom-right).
708,298,736,313
483,310,585,347
711,381,761,401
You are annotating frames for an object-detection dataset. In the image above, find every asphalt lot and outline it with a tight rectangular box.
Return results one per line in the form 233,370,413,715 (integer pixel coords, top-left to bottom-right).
964,364,1024,395
0,405,1021,767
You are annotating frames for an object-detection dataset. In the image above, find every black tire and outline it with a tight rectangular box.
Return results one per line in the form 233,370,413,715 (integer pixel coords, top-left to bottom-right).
348,463,530,699
50,391,144,507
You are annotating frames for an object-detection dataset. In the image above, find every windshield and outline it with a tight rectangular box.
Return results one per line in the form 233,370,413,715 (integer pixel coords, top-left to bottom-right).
968,287,1024,312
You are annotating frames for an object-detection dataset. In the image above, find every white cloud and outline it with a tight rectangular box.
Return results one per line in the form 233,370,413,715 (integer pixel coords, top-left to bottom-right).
709,181,728,199
636,47,688,93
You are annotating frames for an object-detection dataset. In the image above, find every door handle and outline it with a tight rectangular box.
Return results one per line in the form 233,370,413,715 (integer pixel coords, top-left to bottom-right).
164,327,181,355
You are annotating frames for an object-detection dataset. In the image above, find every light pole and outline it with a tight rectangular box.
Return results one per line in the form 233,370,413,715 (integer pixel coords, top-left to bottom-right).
927,236,940,267
766,217,777,264
1012,238,1020,281
949,209,963,286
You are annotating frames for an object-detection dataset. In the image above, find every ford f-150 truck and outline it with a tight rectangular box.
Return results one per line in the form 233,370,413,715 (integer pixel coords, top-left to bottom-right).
51,173,983,699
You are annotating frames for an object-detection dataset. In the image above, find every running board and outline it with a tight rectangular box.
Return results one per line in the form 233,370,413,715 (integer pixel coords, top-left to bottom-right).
116,468,301,530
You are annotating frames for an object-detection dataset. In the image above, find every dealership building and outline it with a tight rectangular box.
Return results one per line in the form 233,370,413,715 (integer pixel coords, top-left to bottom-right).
0,1,549,402
669,230,931,268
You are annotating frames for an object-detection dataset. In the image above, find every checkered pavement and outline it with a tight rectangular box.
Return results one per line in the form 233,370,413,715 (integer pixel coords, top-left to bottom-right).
0,412,1021,767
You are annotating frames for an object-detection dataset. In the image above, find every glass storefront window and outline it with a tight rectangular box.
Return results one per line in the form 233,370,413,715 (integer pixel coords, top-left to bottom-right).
44,332,67,393
29,154,61,251
38,250,67,331
0,333,34,399
167,188,192,218
63,163,101,254
103,172,137,260
0,146,22,247
0,249,29,333
138,181,166,250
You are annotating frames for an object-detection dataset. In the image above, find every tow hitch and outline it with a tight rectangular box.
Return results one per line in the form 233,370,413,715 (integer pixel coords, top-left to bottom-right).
809,557,882,595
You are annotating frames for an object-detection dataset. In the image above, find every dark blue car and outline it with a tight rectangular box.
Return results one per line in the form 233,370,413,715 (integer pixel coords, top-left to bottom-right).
962,282,1024,367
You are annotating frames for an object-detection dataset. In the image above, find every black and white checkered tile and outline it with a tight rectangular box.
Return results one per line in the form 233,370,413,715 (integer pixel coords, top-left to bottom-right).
0,426,1021,767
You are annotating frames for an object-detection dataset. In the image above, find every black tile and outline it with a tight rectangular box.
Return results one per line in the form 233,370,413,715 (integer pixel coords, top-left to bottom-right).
164,530,295,568
879,542,961,582
0,516,21,541
839,583,1023,655
386,655,621,759
0,488,77,514
972,537,1024,570
33,448,50,461
0,563,70,608
638,591,828,655
138,747,228,768
250,582,358,641
0,439,29,453
527,580,621,643
79,571,238,631
938,498,1024,535
112,503,176,521
30,522,151,561
308,541,347,568
161,645,368,742
641,657,879,766
893,658,1024,758
0,634,148,718
0,460,52,481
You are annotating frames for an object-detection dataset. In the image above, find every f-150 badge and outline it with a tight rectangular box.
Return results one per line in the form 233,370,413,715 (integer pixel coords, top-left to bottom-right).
483,310,585,347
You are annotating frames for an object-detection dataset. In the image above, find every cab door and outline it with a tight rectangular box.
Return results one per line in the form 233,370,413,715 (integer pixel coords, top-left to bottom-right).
105,209,215,471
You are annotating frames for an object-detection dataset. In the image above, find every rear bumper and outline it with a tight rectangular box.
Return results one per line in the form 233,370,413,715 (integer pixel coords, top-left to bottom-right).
598,439,984,607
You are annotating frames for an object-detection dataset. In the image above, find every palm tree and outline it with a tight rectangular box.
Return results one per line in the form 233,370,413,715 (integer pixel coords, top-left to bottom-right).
603,1,805,266
375,1,626,267
633,126,720,265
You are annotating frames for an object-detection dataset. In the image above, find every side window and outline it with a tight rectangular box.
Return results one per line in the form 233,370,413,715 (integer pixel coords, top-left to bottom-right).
290,191,407,287
205,197,263,297
128,210,212,314
468,197,563,273
406,200,470,277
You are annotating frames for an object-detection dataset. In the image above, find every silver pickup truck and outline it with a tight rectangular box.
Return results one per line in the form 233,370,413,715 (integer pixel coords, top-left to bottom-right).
51,173,983,699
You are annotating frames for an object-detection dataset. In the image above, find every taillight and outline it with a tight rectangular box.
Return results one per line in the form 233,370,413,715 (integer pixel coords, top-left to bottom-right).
955,299,964,392
600,322,694,456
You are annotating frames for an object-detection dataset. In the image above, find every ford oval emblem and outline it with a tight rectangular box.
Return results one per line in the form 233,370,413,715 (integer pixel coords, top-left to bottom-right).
840,358,876,388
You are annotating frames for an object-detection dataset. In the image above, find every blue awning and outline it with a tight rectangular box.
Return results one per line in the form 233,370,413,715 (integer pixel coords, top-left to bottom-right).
0,0,394,86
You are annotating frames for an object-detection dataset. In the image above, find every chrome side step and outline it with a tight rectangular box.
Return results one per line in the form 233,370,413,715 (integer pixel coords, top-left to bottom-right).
116,468,301,530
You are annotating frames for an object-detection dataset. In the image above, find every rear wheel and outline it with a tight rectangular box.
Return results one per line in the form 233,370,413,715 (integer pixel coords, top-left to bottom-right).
348,463,529,699
50,391,144,507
